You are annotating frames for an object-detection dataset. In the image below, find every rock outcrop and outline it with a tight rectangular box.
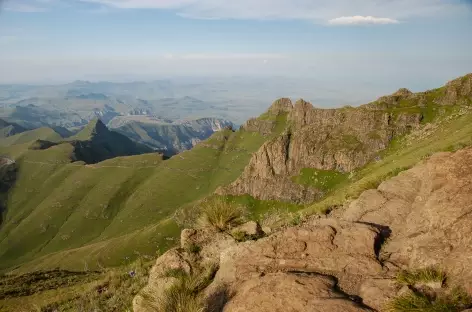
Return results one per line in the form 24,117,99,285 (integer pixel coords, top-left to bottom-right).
220,99,421,203
136,146,472,312
220,74,472,204
343,147,472,294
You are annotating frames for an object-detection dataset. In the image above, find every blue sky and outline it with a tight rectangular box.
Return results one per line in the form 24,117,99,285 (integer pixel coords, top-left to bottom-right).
0,0,471,89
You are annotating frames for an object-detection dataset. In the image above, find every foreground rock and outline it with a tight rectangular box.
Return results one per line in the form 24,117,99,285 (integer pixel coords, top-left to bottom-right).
136,147,472,312
344,147,472,293
223,273,370,312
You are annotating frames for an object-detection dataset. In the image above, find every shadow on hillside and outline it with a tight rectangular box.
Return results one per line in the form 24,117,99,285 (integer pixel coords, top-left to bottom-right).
0,159,18,227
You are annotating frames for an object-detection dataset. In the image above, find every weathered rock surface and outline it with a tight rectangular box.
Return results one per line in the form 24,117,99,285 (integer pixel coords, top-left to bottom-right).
210,219,384,298
343,147,472,293
223,273,371,312
232,221,264,237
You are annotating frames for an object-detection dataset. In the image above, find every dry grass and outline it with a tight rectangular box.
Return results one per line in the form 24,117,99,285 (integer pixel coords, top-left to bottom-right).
387,287,472,312
141,263,218,312
396,267,446,286
197,198,246,231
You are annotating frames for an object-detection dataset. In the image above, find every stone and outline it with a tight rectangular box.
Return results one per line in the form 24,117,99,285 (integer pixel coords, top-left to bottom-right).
232,221,264,237
359,278,398,311
180,228,197,249
223,273,369,312
211,219,383,296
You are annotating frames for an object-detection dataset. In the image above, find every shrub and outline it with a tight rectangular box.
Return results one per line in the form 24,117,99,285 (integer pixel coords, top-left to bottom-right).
197,198,245,231
231,230,247,242
186,243,202,254
289,212,304,226
396,267,446,286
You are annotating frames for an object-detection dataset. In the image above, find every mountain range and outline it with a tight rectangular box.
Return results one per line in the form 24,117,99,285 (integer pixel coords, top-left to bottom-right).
0,73,470,274
0,73,472,311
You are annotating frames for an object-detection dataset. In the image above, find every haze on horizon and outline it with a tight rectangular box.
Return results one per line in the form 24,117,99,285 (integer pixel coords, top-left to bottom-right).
0,0,471,95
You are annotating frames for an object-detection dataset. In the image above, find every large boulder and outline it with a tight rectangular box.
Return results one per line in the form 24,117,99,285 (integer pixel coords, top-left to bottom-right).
210,219,384,296
223,273,370,312
344,147,472,297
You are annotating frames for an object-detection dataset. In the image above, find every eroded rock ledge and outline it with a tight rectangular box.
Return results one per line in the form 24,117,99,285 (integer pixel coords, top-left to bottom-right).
135,147,472,312
219,98,421,204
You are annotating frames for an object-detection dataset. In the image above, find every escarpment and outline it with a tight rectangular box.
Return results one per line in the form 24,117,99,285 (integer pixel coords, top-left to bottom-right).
218,99,421,203
218,74,472,204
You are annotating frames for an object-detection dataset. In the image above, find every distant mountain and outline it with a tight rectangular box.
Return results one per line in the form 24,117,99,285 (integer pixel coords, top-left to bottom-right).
0,127,62,147
8,104,88,129
66,119,153,164
108,116,234,155
0,119,26,138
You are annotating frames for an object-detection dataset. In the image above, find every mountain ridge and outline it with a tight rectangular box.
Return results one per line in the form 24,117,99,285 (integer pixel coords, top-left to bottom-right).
0,73,471,279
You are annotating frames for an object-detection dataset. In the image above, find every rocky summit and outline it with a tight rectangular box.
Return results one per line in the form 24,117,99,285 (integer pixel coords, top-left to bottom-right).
136,146,472,312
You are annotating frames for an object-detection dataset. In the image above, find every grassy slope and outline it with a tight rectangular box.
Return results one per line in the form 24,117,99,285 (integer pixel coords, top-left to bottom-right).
0,116,287,273
0,128,62,147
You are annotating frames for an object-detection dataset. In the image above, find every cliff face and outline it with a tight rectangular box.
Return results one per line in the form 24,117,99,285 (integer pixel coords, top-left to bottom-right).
219,99,421,203
219,75,472,204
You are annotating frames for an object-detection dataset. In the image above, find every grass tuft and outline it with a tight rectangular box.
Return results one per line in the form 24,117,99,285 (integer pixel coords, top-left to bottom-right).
197,198,246,232
186,243,202,254
141,263,218,312
388,288,472,312
396,267,446,286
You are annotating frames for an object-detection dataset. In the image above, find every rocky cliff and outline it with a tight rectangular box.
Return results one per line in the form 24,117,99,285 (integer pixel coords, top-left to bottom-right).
110,117,234,155
135,146,472,312
218,74,472,204
219,99,421,203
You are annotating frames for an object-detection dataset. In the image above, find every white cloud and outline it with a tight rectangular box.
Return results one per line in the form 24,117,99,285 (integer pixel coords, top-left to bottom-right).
329,16,399,25
77,0,466,23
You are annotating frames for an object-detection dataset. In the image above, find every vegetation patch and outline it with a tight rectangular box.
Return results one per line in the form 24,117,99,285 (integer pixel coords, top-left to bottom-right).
292,168,349,191
197,198,246,232
388,288,472,312
141,263,218,312
230,229,264,242
0,258,153,311
396,268,446,286
0,270,101,300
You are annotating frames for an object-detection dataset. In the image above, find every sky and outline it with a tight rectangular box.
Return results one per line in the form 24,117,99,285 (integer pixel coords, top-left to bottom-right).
0,0,472,90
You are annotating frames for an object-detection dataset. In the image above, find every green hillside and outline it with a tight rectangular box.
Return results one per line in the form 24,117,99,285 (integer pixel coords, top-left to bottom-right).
0,115,287,273
0,127,62,148
109,117,233,156
0,119,26,139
